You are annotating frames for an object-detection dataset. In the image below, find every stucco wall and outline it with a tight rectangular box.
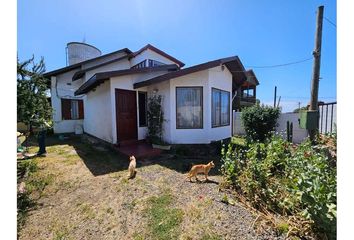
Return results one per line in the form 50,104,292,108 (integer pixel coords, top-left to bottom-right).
276,113,308,143
130,49,176,67
84,59,131,81
51,73,84,133
208,66,233,142
232,112,309,144
166,65,233,144
82,51,127,69
84,81,113,143
109,74,155,144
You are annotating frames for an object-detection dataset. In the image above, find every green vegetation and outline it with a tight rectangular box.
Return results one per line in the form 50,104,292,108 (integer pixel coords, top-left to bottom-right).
145,192,184,240
241,104,280,142
221,134,336,239
231,136,246,147
17,159,39,229
147,94,165,145
17,56,52,132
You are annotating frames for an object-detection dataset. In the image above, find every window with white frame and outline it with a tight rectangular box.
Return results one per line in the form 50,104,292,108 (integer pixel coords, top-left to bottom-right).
212,88,230,127
176,87,203,129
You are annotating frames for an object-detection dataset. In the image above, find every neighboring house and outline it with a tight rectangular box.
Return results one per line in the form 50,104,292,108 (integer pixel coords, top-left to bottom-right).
44,42,259,144
233,69,260,111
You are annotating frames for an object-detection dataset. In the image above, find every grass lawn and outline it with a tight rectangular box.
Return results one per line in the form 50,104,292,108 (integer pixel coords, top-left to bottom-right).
17,134,279,240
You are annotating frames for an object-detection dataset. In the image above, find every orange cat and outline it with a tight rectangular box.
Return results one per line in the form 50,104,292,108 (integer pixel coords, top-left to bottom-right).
127,156,137,179
187,161,215,182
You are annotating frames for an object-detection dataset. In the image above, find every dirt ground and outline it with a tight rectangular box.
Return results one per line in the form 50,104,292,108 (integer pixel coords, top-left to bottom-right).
18,135,282,240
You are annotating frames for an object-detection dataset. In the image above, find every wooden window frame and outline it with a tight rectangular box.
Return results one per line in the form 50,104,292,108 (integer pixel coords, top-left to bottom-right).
176,86,203,129
61,98,84,120
211,88,230,128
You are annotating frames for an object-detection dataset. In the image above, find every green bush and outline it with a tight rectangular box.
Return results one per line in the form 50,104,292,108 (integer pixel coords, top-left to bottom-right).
147,94,164,144
221,135,336,239
241,104,280,142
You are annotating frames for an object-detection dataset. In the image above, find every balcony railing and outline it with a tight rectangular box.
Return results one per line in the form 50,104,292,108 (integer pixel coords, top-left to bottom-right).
238,94,256,103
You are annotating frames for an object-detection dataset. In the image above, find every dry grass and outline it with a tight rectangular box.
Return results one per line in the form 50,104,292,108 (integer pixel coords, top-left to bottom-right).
18,135,278,240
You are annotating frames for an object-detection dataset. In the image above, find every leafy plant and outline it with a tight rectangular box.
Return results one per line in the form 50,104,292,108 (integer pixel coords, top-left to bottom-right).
241,104,280,142
147,94,166,145
221,134,337,239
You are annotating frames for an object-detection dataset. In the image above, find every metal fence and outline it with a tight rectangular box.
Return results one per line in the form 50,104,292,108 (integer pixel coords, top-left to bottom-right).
318,102,337,134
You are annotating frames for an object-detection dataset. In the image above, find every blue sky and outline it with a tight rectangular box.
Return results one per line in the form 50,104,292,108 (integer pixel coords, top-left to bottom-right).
17,0,336,112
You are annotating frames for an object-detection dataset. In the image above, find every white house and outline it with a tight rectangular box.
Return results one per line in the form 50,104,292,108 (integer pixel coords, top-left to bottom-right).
44,42,253,145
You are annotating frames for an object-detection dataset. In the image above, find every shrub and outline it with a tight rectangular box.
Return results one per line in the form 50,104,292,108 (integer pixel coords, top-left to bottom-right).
146,94,165,144
221,135,337,239
241,104,280,142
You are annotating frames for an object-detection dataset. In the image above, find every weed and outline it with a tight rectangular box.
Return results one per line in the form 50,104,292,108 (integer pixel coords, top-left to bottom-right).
133,232,145,240
200,233,223,240
78,203,96,220
145,193,183,240
123,199,138,211
17,159,38,230
26,173,55,197
276,221,289,235
221,134,337,239
106,207,114,214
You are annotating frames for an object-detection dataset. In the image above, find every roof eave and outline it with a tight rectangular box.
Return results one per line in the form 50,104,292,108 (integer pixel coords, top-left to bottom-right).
134,56,245,89
44,47,132,78
75,64,179,95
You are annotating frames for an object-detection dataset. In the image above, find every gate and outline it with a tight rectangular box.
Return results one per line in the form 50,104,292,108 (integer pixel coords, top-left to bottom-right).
318,102,337,134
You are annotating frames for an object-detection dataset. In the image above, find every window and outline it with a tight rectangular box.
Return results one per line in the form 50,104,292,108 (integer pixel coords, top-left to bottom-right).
242,88,254,97
138,92,147,127
148,59,165,67
132,59,166,69
61,99,84,120
212,88,230,127
131,60,147,69
176,87,203,129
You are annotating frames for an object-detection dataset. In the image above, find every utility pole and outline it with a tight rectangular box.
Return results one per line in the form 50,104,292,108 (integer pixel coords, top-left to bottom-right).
277,96,281,108
309,5,324,141
273,86,277,108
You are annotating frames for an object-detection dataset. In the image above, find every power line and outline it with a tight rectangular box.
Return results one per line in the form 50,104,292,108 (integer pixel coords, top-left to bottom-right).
245,57,313,69
280,96,336,100
324,16,336,28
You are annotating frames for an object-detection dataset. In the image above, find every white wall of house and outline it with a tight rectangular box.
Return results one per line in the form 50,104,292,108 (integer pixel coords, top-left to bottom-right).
84,59,131,81
82,51,128,69
130,49,176,67
168,70,209,144
208,66,233,142
51,71,84,133
164,65,233,144
84,81,113,143
109,73,169,144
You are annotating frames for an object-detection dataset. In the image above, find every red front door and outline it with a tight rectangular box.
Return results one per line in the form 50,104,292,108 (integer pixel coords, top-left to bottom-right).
115,89,138,142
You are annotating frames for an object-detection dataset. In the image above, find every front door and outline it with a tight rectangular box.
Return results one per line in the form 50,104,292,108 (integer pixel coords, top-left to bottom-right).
115,89,138,143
